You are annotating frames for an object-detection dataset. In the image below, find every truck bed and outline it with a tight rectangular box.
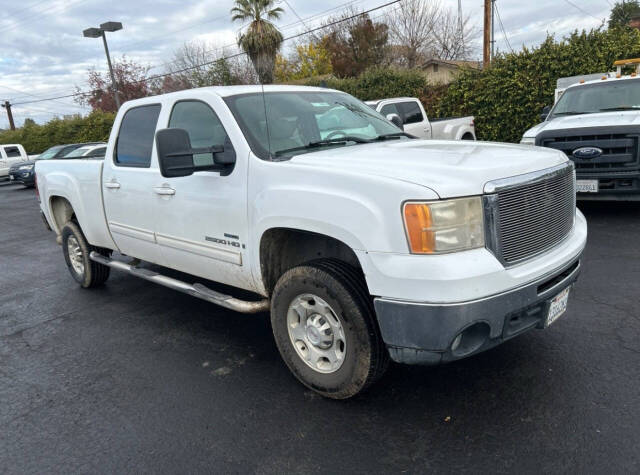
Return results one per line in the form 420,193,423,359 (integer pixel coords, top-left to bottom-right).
36,159,115,250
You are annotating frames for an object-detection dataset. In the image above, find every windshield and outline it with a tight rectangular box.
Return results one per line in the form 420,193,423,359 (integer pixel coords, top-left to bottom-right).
551,79,640,119
224,91,403,159
64,146,92,158
38,145,64,160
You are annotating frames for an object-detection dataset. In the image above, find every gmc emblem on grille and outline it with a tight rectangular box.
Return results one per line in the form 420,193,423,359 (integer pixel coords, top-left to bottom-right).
572,146,603,159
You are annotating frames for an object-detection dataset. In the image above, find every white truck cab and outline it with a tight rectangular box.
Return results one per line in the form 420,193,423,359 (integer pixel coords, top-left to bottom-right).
522,59,640,200
36,85,586,398
0,144,28,178
366,97,476,140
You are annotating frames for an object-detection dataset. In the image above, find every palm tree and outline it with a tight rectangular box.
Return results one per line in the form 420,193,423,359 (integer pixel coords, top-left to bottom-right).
231,0,284,84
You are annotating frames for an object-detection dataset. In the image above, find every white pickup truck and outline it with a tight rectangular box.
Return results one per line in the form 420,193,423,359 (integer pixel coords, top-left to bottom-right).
0,144,28,179
522,63,640,200
366,97,476,140
37,85,586,399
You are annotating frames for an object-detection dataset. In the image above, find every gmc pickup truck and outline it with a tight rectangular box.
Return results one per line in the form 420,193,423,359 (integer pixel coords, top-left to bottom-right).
37,85,587,399
365,97,476,140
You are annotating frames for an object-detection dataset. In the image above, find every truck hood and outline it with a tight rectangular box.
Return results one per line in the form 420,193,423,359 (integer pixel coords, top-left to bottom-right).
290,139,567,198
523,110,640,138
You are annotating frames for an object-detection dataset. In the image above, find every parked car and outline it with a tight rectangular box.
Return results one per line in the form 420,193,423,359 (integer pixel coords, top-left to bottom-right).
0,144,29,180
61,144,107,159
521,58,640,200
366,97,476,140
9,142,103,187
36,85,586,399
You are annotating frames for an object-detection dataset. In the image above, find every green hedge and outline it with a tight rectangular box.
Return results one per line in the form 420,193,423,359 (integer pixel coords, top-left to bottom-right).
304,67,431,101
438,28,640,143
0,110,115,154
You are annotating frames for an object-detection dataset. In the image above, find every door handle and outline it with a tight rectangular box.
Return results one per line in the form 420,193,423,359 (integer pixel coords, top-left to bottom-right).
153,186,176,196
105,180,120,189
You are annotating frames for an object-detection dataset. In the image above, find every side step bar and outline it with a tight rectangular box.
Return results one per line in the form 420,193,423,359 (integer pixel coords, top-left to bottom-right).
89,252,270,314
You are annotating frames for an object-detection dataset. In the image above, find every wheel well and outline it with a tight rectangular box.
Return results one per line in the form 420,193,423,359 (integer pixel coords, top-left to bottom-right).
49,196,75,233
461,132,475,140
259,228,363,295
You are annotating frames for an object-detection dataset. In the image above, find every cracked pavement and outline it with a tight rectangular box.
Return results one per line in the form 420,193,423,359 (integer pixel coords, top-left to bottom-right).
0,182,639,474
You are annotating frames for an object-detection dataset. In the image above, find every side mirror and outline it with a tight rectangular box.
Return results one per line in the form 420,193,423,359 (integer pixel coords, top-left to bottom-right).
156,128,195,178
386,113,403,128
540,105,551,122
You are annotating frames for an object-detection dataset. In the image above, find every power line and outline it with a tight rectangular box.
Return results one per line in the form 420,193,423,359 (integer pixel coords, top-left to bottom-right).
561,0,604,22
494,1,514,53
2,0,91,33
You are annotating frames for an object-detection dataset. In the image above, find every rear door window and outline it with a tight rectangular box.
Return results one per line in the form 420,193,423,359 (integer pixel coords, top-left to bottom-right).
115,104,161,167
380,103,401,118
399,101,424,124
4,146,21,158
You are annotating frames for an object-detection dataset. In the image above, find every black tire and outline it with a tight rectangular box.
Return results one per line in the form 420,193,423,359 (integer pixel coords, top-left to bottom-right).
270,259,388,399
61,221,111,288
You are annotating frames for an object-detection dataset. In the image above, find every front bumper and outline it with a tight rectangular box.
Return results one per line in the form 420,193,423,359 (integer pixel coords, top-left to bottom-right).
576,171,640,201
8,169,35,185
374,256,582,365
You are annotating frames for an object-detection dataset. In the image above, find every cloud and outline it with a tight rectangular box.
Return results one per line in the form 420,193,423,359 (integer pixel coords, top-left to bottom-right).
0,0,616,129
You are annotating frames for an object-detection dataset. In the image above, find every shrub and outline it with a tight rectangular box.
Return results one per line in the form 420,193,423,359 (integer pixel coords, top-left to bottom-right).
437,28,640,142
0,110,115,154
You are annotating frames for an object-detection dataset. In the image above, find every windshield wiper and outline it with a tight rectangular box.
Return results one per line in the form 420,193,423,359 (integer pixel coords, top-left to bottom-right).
552,111,590,116
598,106,640,111
372,132,415,141
274,136,371,156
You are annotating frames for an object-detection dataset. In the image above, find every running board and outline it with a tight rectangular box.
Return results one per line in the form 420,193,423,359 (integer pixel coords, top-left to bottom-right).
89,252,270,314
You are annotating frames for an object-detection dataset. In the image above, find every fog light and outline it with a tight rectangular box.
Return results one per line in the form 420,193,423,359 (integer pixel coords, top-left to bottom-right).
450,322,490,357
451,334,462,352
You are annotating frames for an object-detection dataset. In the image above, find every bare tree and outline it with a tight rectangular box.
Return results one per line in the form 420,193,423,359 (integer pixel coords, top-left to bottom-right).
166,40,258,88
387,0,441,68
430,7,479,61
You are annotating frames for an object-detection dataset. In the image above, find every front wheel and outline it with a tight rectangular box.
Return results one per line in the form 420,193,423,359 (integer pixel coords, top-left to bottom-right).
61,221,111,288
270,260,388,399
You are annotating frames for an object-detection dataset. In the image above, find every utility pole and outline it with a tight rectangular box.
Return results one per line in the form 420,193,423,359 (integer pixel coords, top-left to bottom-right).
483,0,492,68
2,101,15,131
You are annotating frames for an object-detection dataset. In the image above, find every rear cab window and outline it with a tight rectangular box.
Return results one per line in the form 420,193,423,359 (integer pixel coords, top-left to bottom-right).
115,104,162,167
399,101,425,124
3,146,22,158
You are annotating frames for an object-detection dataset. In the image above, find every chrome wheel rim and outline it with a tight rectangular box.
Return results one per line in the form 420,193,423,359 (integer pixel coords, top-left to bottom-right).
287,294,346,374
67,235,84,275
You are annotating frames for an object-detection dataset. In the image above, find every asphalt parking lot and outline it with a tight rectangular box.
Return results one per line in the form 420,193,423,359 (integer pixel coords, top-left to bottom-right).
0,181,638,474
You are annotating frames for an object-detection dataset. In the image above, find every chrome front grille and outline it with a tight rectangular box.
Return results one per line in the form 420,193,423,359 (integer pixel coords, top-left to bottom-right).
484,164,576,265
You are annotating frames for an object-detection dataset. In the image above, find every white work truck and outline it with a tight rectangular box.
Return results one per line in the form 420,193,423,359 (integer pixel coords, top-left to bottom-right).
0,144,28,179
37,85,586,399
366,97,476,140
522,59,640,200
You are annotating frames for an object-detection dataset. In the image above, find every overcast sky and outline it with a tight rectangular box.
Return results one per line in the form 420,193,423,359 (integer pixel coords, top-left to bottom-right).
0,0,612,129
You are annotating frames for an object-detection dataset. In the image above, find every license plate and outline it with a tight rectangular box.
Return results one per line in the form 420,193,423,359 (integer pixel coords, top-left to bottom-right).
546,287,570,327
576,179,598,193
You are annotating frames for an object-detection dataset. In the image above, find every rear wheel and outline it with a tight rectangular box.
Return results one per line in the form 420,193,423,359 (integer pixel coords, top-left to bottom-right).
61,221,111,288
270,259,388,399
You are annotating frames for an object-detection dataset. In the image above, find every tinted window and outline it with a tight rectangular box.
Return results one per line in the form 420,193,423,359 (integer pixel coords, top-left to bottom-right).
64,146,92,158
169,101,231,167
380,103,401,117
116,105,161,167
400,101,424,124
90,147,106,158
4,146,21,158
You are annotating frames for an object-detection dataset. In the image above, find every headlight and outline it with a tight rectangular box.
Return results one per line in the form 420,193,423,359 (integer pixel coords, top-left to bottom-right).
19,164,34,170
520,137,535,145
403,197,485,254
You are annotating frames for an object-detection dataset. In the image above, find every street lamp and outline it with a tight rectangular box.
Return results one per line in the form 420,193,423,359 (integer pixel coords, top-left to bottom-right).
83,21,123,109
